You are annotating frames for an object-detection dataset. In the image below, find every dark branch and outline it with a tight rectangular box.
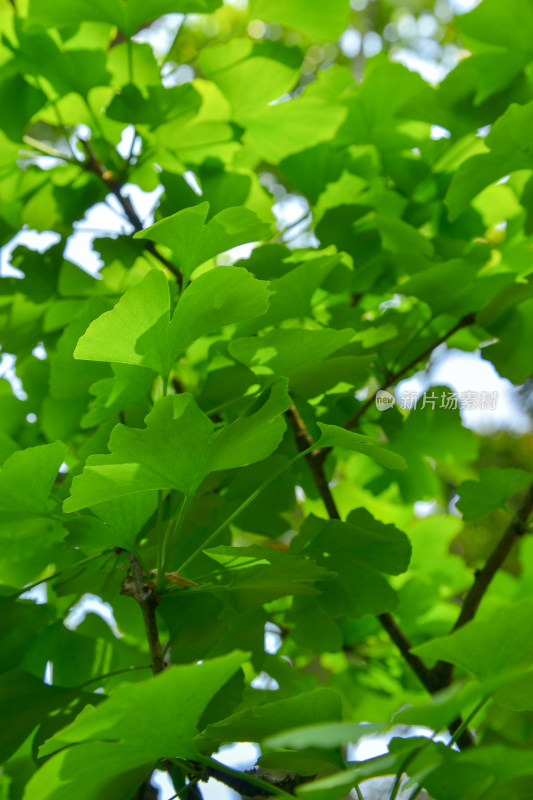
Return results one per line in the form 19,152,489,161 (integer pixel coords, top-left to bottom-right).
286,400,475,748
131,774,158,800
432,483,533,689
184,783,204,800
80,139,183,286
377,617,475,748
311,313,476,472
285,404,340,520
453,483,533,631
376,612,442,693
126,553,165,675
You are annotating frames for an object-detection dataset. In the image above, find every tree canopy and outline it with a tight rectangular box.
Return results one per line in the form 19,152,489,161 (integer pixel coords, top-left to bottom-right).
1,0,533,799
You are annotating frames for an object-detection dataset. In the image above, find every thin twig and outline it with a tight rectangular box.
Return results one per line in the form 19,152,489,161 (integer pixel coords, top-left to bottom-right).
449,697,487,747
431,484,533,689
80,139,183,285
22,136,78,163
127,553,165,675
344,313,476,431
388,315,433,375
271,211,311,243
453,484,533,631
14,548,115,599
80,139,143,230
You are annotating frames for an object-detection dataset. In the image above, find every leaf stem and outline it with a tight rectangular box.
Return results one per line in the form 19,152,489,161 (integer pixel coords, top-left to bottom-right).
388,314,433,375
406,785,424,800
76,664,151,689
389,737,434,800
22,136,77,163
156,489,165,587
177,449,312,575
449,697,488,747
156,494,191,592
13,548,116,599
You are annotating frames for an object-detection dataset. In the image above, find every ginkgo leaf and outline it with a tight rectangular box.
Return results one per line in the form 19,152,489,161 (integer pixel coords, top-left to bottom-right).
22,743,154,800
64,395,214,512
204,687,342,744
253,250,342,328
75,266,271,378
203,544,334,609
413,601,533,710
64,379,290,512
249,0,350,41
0,670,83,764
50,297,113,399
229,328,354,380
28,0,222,36
315,423,407,470
264,721,384,750
395,666,533,732
245,97,347,162
207,377,291,471
135,202,272,283
65,492,159,553
27,653,247,800
169,266,271,355
74,269,171,376
446,101,533,219
290,512,410,619
457,468,532,521
0,442,66,520
40,651,247,757
482,297,533,384
198,39,300,120
309,508,412,575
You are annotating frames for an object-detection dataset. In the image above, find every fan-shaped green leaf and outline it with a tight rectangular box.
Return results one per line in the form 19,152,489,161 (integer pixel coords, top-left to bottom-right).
315,423,407,470
457,468,531,521
64,379,290,512
135,202,271,283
